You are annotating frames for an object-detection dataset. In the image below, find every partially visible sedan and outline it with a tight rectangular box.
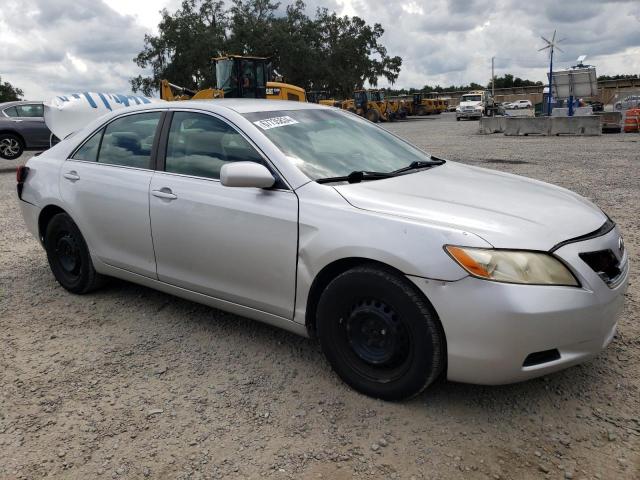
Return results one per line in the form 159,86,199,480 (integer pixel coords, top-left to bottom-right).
0,101,51,159
508,100,533,109
614,95,640,111
16,100,629,400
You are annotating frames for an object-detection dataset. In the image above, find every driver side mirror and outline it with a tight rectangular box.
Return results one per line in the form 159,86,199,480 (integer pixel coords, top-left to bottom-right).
220,162,275,188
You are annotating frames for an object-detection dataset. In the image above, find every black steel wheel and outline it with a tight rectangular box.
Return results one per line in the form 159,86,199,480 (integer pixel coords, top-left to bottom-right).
317,264,445,400
44,213,104,294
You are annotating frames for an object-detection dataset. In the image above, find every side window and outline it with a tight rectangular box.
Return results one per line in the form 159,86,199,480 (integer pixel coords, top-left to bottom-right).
98,112,161,168
165,112,264,180
72,129,103,162
16,104,44,117
3,107,18,117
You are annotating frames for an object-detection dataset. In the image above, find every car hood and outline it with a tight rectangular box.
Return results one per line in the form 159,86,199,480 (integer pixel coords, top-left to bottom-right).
333,161,607,251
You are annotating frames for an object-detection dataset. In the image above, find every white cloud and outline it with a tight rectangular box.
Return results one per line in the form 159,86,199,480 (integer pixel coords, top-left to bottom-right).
1,0,638,101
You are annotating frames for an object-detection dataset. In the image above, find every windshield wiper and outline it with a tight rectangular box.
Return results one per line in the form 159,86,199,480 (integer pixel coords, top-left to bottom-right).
316,157,446,184
316,170,394,184
391,157,446,175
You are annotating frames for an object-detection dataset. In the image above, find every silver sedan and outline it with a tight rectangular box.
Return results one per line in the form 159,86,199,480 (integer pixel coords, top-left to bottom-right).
17,100,628,400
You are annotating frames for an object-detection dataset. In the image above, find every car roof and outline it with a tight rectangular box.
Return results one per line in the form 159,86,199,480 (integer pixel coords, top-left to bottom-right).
169,98,329,114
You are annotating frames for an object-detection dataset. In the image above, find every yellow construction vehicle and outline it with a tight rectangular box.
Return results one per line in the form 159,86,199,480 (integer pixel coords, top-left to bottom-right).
350,89,391,122
306,90,342,107
400,93,438,116
160,55,305,102
266,82,306,101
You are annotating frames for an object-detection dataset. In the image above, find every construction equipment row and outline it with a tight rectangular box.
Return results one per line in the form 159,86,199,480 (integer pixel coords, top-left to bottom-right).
159,54,448,123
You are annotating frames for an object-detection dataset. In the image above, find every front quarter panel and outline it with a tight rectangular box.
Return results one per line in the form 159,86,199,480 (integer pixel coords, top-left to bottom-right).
293,181,491,325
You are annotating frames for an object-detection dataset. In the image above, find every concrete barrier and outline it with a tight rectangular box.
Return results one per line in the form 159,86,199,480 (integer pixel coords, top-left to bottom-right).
549,116,601,135
478,116,506,134
503,117,549,136
480,116,602,136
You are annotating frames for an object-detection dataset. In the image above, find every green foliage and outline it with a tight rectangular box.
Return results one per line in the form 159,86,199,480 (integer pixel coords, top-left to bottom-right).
490,74,543,89
0,76,24,102
131,0,402,98
132,0,228,94
597,74,639,81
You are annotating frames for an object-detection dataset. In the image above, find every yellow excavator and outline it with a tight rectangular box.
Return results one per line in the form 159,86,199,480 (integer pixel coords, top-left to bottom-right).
160,55,306,102
346,89,393,122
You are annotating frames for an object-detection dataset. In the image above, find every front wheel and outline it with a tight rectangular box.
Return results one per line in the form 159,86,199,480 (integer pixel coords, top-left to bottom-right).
317,265,445,400
366,109,380,123
44,213,105,294
0,133,24,160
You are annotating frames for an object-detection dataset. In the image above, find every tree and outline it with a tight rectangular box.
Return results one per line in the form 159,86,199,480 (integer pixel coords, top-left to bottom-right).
0,76,24,102
131,0,228,95
491,74,542,89
130,0,402,98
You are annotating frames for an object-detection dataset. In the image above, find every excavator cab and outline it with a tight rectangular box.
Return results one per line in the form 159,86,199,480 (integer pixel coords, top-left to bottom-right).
214,55,268,99
354,90,369,110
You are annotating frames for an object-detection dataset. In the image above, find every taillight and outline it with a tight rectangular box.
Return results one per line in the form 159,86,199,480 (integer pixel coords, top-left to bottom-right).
17,165,30,183
16,165,29,199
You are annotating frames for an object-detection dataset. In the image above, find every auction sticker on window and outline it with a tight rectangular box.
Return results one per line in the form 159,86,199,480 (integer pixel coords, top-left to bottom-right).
253,116,299,130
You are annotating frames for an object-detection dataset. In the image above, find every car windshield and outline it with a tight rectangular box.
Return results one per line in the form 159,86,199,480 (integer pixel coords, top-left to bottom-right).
243,109,433,180
462,95,482,102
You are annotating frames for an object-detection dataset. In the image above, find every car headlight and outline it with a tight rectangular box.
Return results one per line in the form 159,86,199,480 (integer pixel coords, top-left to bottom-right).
474,106,483,111
445,246,579,286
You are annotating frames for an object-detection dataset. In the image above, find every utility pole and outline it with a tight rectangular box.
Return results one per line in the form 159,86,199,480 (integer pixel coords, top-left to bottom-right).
491,56,495,97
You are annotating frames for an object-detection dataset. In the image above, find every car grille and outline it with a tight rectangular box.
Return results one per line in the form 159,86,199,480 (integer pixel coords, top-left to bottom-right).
579,249,625,287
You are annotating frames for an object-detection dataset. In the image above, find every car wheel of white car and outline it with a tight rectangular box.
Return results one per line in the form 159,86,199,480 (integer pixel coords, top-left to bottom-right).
317,265,445,400
44,213,105,294
0,133,24,160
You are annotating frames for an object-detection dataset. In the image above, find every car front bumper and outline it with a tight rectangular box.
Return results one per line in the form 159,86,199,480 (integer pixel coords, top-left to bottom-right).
408,227,629,385
456,111,482,119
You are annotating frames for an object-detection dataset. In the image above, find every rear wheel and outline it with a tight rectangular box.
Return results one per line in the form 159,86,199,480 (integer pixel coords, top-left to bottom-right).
44,213,105,294
317,265,445,400
0,133,23,160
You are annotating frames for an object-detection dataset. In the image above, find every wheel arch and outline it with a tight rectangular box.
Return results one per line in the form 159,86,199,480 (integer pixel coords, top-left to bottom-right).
304,257,443,337
38,204,68,243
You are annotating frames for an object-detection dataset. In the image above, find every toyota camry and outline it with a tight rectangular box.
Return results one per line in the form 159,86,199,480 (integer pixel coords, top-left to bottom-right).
17,100,628,400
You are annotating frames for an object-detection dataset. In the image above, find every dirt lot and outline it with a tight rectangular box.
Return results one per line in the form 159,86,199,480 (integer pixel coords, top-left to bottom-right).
1,114,638,480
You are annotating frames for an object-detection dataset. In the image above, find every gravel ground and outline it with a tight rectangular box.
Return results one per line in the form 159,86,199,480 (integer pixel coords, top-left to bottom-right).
1,114,638,479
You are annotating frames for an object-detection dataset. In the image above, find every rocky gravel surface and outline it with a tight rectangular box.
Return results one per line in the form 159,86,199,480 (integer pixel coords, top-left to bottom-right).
1,114,638,479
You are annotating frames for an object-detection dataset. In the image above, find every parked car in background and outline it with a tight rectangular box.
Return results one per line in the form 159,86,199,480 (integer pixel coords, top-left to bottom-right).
614,95,640,111
0,101,51,159
17,100,628,400
508,100,533,109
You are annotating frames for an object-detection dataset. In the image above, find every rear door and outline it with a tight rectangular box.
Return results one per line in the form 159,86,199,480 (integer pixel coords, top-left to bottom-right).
15,103,50,148
59,111,165,278
149,110,298,318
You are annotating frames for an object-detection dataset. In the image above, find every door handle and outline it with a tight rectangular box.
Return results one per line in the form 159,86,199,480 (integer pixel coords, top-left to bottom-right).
63,171,80,181
151,188,178,200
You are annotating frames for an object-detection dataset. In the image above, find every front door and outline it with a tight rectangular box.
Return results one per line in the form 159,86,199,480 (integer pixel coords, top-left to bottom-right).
59,111,164,278
149,111,298,318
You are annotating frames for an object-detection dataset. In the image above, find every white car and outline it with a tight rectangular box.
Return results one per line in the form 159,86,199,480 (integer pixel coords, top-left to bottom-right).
17,100,628,400
509,100,533,109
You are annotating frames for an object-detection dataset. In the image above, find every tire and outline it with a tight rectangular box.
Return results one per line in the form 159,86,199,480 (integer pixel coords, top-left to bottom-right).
456,117,461,121
0,133,24,160
44,213,105,294
366,109,380,123
316,265,445,400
